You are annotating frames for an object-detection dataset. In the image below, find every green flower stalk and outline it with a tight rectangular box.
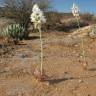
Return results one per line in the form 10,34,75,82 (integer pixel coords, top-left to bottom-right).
30,4,46,75
39,27,43,75
72,3,87,69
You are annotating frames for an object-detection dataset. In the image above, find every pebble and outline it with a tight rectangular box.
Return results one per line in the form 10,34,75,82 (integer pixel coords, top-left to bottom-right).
78,79,83,83
74,44,78,47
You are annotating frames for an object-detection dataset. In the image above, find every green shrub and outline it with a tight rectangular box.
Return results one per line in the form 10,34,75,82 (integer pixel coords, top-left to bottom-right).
0,24,26,43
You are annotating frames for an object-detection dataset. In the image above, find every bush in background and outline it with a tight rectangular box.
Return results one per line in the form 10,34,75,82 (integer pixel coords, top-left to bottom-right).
1,0,51,38
45,12,90,31
45,12,61,30
81,13,94,24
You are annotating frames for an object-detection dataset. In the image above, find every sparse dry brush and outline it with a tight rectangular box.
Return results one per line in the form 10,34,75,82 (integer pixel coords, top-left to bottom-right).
45,12,90,31
81,13,96,24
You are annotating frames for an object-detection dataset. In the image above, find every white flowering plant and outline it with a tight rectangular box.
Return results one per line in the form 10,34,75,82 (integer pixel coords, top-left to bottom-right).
72,3,80,17
71,3,87,69
30,4,46,77
31,4,46,29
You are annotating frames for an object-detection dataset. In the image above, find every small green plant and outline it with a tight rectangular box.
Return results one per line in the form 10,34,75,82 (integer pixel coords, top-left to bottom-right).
0,24,26,43
72,3,88,69
89,26,96,38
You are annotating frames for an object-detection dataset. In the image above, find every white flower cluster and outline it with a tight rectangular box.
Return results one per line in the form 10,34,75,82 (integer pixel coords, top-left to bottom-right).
30,4,46,29
72,3,80,17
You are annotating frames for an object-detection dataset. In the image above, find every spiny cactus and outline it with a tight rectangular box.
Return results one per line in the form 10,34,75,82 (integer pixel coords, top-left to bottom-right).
0,24,26,42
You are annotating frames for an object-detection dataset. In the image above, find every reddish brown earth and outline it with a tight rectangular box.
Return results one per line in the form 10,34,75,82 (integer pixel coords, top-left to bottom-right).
0,31,96,96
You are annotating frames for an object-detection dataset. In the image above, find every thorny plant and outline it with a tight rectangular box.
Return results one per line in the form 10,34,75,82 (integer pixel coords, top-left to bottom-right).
72,3,88,69
30,4,46,81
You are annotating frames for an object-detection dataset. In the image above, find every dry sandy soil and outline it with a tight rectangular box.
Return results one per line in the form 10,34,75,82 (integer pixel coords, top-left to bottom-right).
0,30,96,96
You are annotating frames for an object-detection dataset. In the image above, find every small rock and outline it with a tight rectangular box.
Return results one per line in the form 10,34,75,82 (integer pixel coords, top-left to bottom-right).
78,79,83,83
80,55,83,58
74,44,78,47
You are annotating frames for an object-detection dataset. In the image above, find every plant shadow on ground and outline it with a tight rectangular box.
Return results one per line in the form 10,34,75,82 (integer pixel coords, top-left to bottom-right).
26,36,41,40
26,36,44,40
46,73,96,85
46,77,74,85
88,68,96,71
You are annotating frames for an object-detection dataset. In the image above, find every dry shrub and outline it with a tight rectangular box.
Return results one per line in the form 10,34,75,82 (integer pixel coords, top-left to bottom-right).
45,12,61,30
45,12,89,31
81,13,95,24
54,19,89,32
65,19,89,29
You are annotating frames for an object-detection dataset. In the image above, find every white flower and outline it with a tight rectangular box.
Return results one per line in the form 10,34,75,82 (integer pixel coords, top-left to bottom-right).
72,3,80,17
30,4,46,29
32,4,40,13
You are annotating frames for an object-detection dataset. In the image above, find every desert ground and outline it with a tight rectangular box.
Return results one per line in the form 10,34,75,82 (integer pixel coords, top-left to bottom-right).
0,27,96,96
